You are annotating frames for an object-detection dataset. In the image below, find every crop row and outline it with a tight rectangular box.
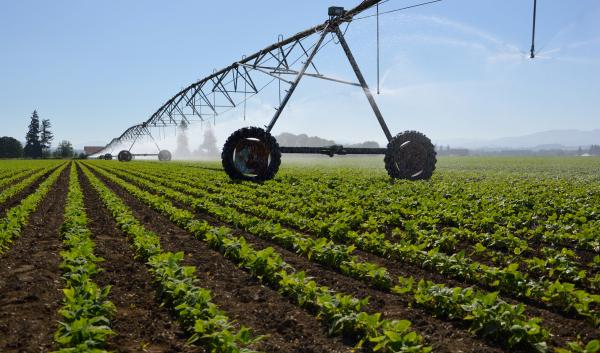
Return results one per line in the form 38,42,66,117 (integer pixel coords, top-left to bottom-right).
116,164,597,291
0,163,67,253
53,163,116,352
84,162,431,353
0,165,55,205
170,165,597,272
120,163,593,264
162,163,600,253
98,164,394,289
247,187,598,290
80,163,265,353
0,161,41,177
97,163,600,327
94,163,566,352
0,168,39,190
80,162,266,351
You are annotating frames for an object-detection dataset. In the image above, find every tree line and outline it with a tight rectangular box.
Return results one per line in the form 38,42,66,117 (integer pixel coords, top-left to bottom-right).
0,111,75,159
579,145,600,156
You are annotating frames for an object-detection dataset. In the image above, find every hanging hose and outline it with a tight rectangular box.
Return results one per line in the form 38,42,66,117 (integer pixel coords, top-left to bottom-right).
242,55,247,121
530,0,537,58
278,34,284,106
377,2,381,94
213,68,217,126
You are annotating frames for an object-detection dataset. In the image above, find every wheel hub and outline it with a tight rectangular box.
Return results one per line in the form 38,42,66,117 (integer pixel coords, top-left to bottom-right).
384,130,436,180
393,140,427,178
234,139,270,176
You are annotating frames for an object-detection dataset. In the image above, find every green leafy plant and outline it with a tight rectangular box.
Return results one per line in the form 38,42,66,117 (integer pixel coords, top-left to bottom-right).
556,340,600,353
53,164,115,352
85,162,431,353
0,162,67,252
80,164,262,353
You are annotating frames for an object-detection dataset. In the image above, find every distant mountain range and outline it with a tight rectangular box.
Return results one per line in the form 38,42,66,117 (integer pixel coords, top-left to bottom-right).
277,129,600,151
75,129,599,152
435,129,600,150
276,132,380,148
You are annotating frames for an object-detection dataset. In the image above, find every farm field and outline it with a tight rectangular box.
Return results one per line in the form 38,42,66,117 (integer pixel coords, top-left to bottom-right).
0,157,598,353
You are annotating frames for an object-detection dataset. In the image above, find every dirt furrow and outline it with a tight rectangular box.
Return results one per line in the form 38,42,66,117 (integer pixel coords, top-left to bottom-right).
88,166,353,353
148,175,600,346
0,170,34,193
0,167,68,353
95,165,600,349
88,166,514,353
0,168,56,219
78,166,200,353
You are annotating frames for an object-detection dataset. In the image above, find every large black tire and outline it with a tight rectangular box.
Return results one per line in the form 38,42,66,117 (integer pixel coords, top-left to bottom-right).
104,153,113,161
118,150,133,162
222,127,281,182
384,131,436,180
158,150,172,162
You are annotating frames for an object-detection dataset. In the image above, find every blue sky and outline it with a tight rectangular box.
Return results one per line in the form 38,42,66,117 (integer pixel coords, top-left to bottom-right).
0,0,599,149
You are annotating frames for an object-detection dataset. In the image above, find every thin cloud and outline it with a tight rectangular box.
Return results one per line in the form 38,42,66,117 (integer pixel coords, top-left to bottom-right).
411,15,523,53
388,14,598,65
391,33,488,50
567,37,600,49
534,37,600,63
383,14,526,64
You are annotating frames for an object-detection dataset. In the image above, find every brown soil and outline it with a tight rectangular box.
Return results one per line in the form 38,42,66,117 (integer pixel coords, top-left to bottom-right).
96,165,599,350
0,168,56,219
234,232,509,353
384,224,598,276
180,173,598,272
186,182,600,289
0,170,34,193
86,166,352,353
78,167,201,353
0,166,68,353
169,182,600,347
88,166,511,353
236,212,600,348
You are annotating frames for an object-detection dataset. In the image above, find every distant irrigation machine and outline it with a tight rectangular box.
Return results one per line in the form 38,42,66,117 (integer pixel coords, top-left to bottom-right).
97,124,172,162
96,0,439,181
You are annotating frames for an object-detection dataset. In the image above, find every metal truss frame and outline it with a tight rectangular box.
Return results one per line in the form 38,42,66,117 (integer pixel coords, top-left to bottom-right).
94,0,387,157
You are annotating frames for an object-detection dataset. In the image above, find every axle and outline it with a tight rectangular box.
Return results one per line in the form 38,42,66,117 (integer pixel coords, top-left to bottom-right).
280,146,387,157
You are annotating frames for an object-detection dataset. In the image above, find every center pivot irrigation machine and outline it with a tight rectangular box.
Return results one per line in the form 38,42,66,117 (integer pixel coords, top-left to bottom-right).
98,123,172,162
220,3,440,182
94,0,540,181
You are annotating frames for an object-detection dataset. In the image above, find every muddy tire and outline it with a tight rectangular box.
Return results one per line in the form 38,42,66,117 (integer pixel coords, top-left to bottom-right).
222,127,281,182
384,130,436,180
118,150,133,162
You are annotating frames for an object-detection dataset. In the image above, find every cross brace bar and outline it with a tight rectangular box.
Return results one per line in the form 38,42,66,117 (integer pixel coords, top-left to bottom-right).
266,23,393,143
280,146,386,156
94,0,387,157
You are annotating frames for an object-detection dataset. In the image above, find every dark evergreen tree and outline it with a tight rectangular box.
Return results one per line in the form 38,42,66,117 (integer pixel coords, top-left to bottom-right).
0,136,23,158
23,111,42,158
40,119,54,157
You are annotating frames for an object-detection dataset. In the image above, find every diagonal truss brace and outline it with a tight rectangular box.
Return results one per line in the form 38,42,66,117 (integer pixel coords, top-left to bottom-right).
266,25,332,132
94,0,390,156
265,23,393,142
